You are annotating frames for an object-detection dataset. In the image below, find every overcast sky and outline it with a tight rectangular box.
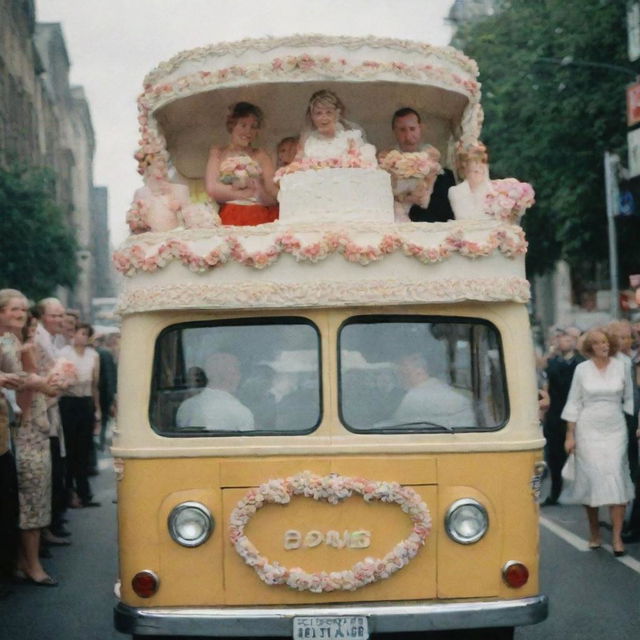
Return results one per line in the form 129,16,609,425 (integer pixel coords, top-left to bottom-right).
36,0,455,245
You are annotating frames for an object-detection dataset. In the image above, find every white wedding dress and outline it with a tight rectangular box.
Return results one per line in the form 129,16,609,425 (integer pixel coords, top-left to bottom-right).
559,358,635,506
302,126,377,163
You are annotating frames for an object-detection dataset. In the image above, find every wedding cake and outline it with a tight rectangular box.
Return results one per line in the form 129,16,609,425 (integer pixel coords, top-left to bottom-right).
115,35,534,315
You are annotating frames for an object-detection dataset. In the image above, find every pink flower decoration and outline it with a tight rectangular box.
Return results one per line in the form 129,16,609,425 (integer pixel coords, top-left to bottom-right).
229,472,431,593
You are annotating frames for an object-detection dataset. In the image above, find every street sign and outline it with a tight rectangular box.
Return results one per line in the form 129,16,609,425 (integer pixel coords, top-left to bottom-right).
627,81,640,126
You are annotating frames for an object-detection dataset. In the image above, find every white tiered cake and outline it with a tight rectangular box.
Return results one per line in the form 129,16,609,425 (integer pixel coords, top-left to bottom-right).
115,35,533,315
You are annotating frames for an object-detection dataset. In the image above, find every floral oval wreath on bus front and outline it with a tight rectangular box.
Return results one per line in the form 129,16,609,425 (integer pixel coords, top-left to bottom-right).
228,471,432,592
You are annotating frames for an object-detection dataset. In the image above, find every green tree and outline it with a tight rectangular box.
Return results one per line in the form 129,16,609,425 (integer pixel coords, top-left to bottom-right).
454,0,638,283
0,166,78,300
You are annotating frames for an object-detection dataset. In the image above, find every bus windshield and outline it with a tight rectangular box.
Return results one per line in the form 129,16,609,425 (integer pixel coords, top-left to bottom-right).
150,318,321,436
338,316,508,433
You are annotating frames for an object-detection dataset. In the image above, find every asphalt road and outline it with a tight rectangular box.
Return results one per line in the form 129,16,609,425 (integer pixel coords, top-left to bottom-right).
1,456,639,640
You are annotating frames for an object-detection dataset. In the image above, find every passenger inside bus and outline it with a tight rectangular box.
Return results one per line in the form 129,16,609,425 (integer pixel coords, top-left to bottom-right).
390,352,476,428
176,352,254,430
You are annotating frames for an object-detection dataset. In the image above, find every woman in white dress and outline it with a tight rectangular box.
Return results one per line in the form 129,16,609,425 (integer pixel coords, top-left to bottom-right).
297,89,377,164
561,328,635,556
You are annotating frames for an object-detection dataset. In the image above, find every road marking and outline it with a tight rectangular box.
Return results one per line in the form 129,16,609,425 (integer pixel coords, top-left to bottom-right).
540,515,640,575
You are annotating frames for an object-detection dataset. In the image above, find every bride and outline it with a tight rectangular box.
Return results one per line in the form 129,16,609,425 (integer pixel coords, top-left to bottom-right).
297,89,377,164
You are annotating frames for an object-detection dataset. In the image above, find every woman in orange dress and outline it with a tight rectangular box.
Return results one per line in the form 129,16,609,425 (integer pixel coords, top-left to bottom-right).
204,102,278,226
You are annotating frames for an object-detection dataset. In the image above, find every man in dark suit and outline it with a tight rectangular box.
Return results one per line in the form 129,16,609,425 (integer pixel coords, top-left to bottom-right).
391,107,456,223
542,328,583,506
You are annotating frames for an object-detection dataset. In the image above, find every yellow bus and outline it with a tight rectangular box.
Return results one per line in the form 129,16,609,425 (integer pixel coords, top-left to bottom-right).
112,35,547,640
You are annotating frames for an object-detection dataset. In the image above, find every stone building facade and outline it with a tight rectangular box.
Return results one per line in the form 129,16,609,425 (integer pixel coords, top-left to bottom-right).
0,0,114,318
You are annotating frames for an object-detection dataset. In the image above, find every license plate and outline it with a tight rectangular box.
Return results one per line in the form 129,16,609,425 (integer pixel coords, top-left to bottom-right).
292,616,369,640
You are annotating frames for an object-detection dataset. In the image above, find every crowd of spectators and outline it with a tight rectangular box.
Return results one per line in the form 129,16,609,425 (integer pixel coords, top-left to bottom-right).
537,319,640,554
0,290,118,594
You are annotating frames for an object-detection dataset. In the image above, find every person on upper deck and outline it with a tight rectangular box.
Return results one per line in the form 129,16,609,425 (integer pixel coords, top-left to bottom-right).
276,136,299,168
390,107,455,223
296,90,377,164
204,102,278,226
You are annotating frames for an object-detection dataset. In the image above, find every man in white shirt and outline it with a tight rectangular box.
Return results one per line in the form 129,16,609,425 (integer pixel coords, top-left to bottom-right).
34,298,69,542
391,353,475,429
177,352,254,431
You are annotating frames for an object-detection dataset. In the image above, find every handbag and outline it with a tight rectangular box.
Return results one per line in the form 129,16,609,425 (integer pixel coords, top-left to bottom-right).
561,453,576,483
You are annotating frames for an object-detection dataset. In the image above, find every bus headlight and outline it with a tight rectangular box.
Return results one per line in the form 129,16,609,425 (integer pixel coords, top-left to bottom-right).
445,498,489,544
168,502,213,547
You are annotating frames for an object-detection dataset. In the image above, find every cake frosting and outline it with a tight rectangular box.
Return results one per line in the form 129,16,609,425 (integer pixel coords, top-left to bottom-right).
277,169,394,224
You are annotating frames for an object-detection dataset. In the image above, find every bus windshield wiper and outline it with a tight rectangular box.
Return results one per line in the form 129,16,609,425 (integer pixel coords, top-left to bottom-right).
375,420,456,433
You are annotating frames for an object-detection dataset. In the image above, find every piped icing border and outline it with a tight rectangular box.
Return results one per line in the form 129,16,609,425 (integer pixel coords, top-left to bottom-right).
113,223,527,276
117,277,531,314
145,34,479,86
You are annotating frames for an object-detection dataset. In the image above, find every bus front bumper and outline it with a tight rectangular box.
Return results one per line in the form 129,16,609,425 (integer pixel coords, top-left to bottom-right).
115,595,548,636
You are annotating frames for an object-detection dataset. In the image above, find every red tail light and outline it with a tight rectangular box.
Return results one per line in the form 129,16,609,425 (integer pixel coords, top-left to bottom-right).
502,561,529,588
132,570,159,597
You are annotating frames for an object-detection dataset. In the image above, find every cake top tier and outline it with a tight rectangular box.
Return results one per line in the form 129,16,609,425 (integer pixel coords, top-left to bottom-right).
137,34,483,181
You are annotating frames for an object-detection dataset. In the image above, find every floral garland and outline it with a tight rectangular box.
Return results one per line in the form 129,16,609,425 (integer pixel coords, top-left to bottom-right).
135,52,481,180
274,151,377,183
380,150,442,179
229,471,431,593
485,179,535,223
113,226,527,276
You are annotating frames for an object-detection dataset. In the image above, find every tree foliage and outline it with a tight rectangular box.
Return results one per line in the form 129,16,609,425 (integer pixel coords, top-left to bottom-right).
454,0,638,282
0,166,78,300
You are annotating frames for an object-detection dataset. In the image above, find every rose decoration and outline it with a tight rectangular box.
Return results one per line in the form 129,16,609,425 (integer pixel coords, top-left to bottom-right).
126,199,151,234
274,147,377,183
484,179,535,223
229,471,431,593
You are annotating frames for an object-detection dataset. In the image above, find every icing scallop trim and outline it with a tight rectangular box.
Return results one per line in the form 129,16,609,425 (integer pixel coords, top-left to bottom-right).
113,225,527,276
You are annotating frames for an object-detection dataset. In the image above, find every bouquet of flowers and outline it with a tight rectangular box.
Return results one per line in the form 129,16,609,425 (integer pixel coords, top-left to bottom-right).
484,178,535,223
380,149,442,180
48,358,78,389
219,156,262,187
380,149,442,207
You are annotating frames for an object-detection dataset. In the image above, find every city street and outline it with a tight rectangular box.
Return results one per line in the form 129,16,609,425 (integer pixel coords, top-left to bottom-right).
0,455,638,640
